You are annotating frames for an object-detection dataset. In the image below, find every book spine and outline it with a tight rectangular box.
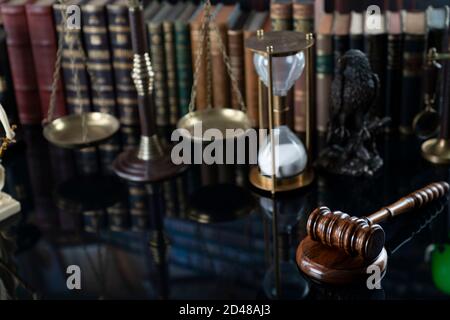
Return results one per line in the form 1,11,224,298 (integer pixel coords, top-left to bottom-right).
148,21,169,126
293,2,314,133
26,2,66,121
244,30,258,127
270,2,293,31
210,20,230,109
400,34,426,134
0,29,18,124
163,20,179,125
174,20,193,117
228,29,245,110
81,4,117,116
1,3,42,124
53,3,92,115
107,4,139,126
364,33,387,118
81,4,121,172
385,33,403,130
315,33,333,133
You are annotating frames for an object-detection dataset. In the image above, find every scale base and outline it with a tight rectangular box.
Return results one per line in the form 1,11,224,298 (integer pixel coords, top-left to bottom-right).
0,192,21,222
249,166,314,192
421,138,450,165
113,148,188,183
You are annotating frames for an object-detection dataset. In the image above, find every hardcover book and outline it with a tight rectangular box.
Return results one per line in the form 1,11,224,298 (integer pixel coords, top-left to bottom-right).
147,2,174,126
227,6,248,110
1,0,42,124
385,10,403,130
107,0,140,127
349,11,363,51
293,0,314,133
174,3,197,117
26,0,66,121
315,13,333,134
364,11,387,118
163,2,186,125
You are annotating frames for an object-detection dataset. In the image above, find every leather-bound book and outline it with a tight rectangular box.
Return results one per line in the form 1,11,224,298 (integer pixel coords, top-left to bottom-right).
81,0,117,116
53,0,92,115
243,11,268,127
293,0,314,133
314,0,325,32
385,10,403,130
174,3,197,117
147,2,173,127
26,0,66,121
293,0,314,33
209,4,236,110
107,0,140,127
163,3,186,125
364,11,387,118
332,12,350,73
0,28,18,124
399,11,426,134
349,11,364,50
1,0,41,124
82,0,121,173
228,7,247,110
315,13,333,134
270,0,292,31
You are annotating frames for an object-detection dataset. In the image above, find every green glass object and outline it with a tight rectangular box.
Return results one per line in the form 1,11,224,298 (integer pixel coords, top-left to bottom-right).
432,244,450,295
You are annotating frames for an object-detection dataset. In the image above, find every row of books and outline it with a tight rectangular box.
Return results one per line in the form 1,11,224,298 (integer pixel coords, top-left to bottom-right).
1,0,449,147
312,0,450,134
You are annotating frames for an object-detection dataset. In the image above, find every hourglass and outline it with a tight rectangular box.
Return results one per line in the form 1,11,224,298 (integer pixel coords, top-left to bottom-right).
246,31,315,193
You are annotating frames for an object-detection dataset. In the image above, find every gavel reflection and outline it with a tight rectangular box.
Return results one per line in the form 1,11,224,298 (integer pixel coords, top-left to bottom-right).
306,181,449,261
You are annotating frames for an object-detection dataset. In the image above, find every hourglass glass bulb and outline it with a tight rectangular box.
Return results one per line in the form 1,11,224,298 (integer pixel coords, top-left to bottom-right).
253,52,305,96
258,126,307,178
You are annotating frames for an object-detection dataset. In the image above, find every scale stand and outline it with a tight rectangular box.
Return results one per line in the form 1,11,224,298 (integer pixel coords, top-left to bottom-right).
113,0,187,183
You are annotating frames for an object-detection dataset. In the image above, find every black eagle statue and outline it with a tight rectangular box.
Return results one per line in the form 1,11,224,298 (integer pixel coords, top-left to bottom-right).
316,49,389,177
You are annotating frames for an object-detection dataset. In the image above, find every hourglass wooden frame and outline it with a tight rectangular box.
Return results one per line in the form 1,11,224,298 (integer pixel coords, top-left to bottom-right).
246,31,315,193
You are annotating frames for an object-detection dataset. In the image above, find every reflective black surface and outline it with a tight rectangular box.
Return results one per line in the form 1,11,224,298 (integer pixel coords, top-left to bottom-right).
0,126,449,300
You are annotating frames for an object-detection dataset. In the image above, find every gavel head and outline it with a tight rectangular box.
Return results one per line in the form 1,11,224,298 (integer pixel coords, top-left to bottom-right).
307,207,385,261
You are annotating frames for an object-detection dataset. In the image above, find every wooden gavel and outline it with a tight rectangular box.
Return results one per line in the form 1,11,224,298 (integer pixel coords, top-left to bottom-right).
307,181,449,261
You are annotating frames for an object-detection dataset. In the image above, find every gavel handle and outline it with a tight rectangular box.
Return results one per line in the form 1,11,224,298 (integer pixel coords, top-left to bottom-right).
367,181,449,224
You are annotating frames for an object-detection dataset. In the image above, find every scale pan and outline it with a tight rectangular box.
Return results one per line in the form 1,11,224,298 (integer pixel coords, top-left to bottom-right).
177,108,252,142
43,112,120,149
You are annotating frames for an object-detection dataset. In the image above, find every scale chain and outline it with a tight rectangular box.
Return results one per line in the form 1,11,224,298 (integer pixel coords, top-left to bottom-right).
187,0,211,113
210,18,246,112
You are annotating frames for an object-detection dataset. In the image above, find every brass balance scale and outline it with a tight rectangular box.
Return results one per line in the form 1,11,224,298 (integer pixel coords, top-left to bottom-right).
43,0,119,149
176,0,252,141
